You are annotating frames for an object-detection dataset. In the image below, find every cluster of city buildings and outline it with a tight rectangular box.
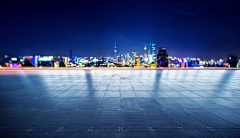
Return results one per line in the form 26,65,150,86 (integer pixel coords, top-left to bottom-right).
1,37,240,68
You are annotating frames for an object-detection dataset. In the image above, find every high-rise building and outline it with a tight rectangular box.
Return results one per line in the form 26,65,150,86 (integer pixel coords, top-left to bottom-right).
152,37,156,62
140,55,143,64
114,42,117,58
227,55,238,67
157,47,168,67
117,54,121,63
135,56,139,65
120,54,124,63
65,57,69,64
144,46,147,56
106,57,109,64
148,43,151,56
148,43,152,64
93,56,97,67
132,52,137,63
148,55,152,64
126,53,129,64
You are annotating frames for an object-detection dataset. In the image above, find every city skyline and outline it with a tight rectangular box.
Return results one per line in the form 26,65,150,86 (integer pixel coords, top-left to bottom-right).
1,0,240,58
1,1,240,137
1,38,239,59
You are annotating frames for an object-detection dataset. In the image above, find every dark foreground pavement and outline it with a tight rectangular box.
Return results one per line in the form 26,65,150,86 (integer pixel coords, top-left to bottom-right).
0,70,240,138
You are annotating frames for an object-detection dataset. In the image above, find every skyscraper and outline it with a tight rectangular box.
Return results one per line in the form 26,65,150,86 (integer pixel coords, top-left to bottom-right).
65,57,69,64
157,47,168,67
126,53,129,64
148,55,152,64
227,55,238,67
148,43,152,64
114,42,117,58
152,37,156,62
121,54,124,63
144,46,147,56
140,55,143,64
148,43,151,56
132,52,137,63
117,54,121,63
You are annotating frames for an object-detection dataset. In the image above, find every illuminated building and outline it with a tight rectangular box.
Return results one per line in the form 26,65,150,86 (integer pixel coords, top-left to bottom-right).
77,58,81,63
33,55,39,66
54,62,59,67
157,47,168,67
132,52,137,63
152,37,156,62
65,57,69,64
227,55,238,67
180,57,188,67
38,56,54,67
126,53,129,64
124,54,126,63
144,46,147,56
117,54,121,63
139,55,143,64
148,55,152,64
148,43,151,64
11,57,17,62
114,42,117,58
132,53,134,63
168,56,178,67
135,57,140,67
144,55,148,63
93,56,97,67
120,54,124,63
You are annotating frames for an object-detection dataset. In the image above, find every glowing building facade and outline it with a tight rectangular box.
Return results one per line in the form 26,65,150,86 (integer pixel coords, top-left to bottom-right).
152,37,156,62
148,43,151,64
126,53,129,64
114,42,117,58
144,46,147,56
132,52,137,63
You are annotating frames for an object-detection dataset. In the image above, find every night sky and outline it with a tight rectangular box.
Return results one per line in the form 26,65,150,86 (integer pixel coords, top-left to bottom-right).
1,0,240,58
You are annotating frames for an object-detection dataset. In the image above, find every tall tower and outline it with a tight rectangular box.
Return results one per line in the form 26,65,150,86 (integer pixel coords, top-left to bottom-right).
132,52,137,63
114,41,117,58
144,46,147,56
148,43,151,64
126,53,129,64
148,43,151,56
152,37,156,62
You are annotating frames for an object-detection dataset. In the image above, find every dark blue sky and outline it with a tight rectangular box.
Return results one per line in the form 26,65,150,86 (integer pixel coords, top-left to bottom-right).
1,0,240,58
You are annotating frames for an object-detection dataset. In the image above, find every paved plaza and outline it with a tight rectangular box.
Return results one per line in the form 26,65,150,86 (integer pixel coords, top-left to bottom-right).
0,69,240,138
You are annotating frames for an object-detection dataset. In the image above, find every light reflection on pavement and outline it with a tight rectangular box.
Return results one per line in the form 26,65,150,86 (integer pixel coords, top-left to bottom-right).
0,70,240,137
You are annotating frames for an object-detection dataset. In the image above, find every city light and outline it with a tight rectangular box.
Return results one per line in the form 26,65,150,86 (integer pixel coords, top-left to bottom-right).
38,56,53,61
1,38,239,68
11,57,17,61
